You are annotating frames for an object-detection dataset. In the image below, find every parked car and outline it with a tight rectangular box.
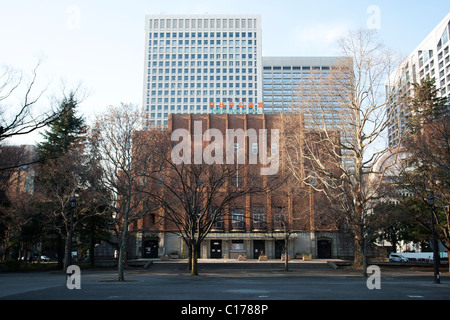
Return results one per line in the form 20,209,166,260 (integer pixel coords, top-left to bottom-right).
40,256,51,262
388,253,408,262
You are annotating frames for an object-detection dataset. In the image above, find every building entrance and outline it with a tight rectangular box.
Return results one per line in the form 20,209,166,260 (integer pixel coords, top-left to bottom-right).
275,240,284,259
317,239,332,259
210,240,222,258
142,239,158,258
253,240,265,259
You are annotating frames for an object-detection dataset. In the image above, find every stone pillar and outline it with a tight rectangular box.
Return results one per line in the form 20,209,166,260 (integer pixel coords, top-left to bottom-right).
135,232,143,258
310,231,316,258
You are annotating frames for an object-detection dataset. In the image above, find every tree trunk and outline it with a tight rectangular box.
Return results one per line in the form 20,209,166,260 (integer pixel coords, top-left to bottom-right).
362,243,368,278
353,230,368,277
63,232,71,273
90,239,95,266
187,243,192,271
284,237,289,272
118,220,128,281
2,247,9,262
191,242,199,276
90,219,96,266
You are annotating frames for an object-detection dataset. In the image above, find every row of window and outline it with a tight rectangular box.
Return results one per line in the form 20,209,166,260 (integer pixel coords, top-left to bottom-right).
147,80,256,89
149,32,256,38
263,72,327,77
148,17,257,30
263,77,325,83
148,68,256,74
149,46,256,53
418,44,450,96
151,60,254,67
212,207,288,230
263,66,330,71
148,92,256,102
147,54,257,61
149,88,256,95
151,40,255,47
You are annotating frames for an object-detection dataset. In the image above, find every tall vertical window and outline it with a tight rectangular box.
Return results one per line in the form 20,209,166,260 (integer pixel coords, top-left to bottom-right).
252,206,265,230
231,207,244,230
210,206,223,229
273,206,285,230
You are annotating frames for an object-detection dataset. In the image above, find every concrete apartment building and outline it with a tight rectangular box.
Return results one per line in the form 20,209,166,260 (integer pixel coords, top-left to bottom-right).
129,113,353,260
386,12,450,147
142,14,263,127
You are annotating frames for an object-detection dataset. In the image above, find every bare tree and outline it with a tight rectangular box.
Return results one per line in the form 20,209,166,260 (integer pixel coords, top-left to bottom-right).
36,142,98,271
145,156,277,275
90,104,166,281
271,205,294,272
0,61,70,144
280,29,403,276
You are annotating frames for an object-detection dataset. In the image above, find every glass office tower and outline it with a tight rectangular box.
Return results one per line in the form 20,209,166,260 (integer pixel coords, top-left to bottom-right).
143,14,263,127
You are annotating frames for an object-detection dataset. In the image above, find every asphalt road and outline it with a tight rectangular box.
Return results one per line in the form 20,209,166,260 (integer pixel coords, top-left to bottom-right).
1,260,448,318
1,260,449,301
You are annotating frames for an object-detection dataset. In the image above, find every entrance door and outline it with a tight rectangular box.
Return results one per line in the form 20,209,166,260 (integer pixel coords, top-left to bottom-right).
253,240,265,259
142,239,158,258
317,239,332,259
275,240,284,259
210,240,222,258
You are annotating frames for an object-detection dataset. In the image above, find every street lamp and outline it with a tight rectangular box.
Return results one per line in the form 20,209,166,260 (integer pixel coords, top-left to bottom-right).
427,195,440,284
69,196,77,267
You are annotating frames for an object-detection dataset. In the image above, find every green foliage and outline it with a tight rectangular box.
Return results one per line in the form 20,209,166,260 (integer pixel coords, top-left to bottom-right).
36,92,86,162
398,77,449,251
2,260,21,271
406,78,449,135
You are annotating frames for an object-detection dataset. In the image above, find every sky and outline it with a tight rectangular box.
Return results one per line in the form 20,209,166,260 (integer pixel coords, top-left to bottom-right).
1,0,450,145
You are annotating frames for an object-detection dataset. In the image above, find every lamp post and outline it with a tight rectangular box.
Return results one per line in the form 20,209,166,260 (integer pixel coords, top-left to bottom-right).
69,196,77,267
427,195,440,284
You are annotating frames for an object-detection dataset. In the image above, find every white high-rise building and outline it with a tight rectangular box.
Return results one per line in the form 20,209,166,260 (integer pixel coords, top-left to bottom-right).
142,14,263,127
386,12,450,147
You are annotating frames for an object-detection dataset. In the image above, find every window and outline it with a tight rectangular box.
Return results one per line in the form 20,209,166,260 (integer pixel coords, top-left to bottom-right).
273,206,285,230
232,240,244,250
253,207,265,230
210,206,223,229
231,208,244,230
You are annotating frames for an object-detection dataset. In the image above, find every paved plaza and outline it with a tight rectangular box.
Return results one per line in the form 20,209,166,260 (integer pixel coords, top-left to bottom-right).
1,260,448,318
1,259,449,301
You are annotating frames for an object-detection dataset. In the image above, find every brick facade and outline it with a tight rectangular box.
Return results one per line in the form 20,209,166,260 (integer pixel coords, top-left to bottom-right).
129,114,353,260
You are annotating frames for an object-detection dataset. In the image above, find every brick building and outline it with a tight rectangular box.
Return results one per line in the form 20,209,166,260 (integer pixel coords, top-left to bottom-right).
129,114,353,260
